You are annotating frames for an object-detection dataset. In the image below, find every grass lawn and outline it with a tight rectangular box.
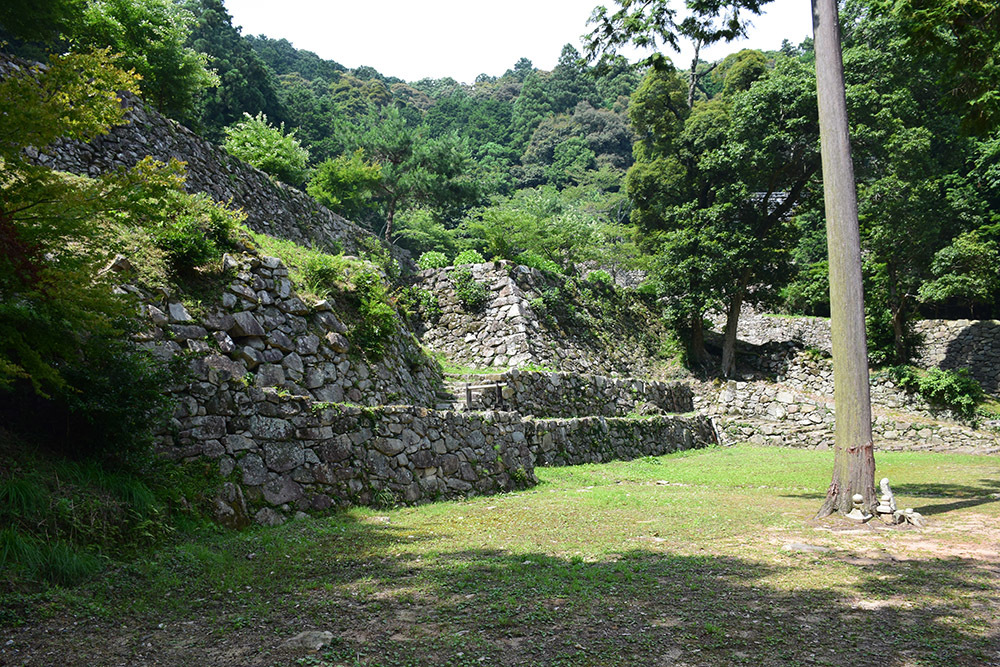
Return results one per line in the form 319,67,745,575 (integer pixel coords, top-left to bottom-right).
3,445,999,666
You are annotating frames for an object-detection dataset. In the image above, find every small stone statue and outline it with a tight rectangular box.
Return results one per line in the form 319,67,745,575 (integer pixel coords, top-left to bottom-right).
845,493,872,522
893,507,925,528
876,477,896,516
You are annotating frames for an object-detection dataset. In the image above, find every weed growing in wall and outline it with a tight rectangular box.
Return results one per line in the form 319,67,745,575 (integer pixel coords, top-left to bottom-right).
351,270,399,359
451,267,490,312
417,251,449,270
516,252,561,275
358,236,400,282
887,366,985,420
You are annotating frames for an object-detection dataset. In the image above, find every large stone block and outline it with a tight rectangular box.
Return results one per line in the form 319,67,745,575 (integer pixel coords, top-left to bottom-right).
249,415,294,440
231,311,265,337
262,476,303,505
263,441,305,472
239,453,267,485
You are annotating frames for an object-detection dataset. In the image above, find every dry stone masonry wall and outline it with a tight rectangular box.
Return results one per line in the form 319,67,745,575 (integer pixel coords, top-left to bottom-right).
697,351,1000,455
416,262,662,377
455,369,693,418
32,88,375,258
530,415,715,467
710,307,1000,395
135,253,440,409
199,394,714,528
205,401,538,528
124,251,715,524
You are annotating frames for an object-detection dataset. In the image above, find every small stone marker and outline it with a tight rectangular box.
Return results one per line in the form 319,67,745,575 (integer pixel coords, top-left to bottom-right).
893,507,926,528
845,493,872,522
284,630,334,651
876,477,897,516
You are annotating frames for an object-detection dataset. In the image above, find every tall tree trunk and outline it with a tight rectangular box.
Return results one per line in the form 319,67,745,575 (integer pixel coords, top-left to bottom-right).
813,0,877,518
687,40,703,109
384,199,398,242
887,267,908,363
720,271,749,378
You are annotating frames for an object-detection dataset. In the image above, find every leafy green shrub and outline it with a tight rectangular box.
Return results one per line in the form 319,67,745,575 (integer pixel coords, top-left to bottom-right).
358,236,400,282
223,112,310,185
539,286,577,326
586,269,614,286
396,286,441,321
307,148,381,220
395,208,458,257
351,270,398,358
151,216,217,270
636,279,664,297
453,249,486,266
889,366,985,419
61,337,182,467
417,251,449,270
781,261,830,316
300,253,349,299
150,192,241,275
516,251,561,274
451,268,491,312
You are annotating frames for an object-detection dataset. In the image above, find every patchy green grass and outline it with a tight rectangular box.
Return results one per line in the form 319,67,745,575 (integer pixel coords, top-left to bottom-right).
428,349,556,377
3,446,999,666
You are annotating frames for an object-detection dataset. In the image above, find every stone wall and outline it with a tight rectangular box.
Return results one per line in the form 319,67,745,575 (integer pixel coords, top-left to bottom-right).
415,262,665,377
25,83,375,258
134,252,440,409
709,307,1000,395
188,398,538,527
529,414,716,467
916,319,1000,395
696,351,1000,455
129,251,715,523
453,369,693,418
174,380,714,526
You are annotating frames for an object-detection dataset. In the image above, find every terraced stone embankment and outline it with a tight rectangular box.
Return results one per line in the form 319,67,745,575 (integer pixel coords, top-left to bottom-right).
696,351,1000,455
136,251,715,525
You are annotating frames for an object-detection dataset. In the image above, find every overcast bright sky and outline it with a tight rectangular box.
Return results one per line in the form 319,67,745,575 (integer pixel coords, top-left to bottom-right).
223,0,815,84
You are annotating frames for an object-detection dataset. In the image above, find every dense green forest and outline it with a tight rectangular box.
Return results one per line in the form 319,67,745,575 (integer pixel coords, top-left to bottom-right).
2,0,999,374
2,0,1000,376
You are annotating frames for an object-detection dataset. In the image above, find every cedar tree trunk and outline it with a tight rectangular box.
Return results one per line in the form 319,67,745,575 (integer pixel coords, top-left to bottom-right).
812,0,877,517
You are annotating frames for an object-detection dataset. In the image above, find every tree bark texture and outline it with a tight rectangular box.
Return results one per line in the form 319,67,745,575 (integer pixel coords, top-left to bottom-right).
812,0,877,517
720,270,749,378
687,40,702,109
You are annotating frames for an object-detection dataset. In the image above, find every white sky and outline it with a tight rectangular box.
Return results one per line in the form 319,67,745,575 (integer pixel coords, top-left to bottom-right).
223,0,815,84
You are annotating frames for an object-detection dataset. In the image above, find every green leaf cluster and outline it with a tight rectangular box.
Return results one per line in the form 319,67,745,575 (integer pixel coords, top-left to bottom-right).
888,366,985,420
450,267,490,312
223,112,310,185
416,251,449,270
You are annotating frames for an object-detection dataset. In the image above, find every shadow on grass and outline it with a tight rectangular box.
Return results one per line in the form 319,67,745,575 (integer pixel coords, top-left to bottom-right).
293,546,998,667
892,481,1000,516
782,480,1000,511
7,510,1000,667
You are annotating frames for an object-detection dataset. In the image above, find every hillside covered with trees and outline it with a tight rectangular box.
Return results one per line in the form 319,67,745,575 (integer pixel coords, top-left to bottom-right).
5,0,997,372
